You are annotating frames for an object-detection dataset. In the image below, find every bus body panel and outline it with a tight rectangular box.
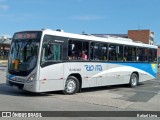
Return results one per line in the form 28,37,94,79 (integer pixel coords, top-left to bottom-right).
63,62,107,88
39,63,64,92
63,62,156,88
107,63,156,83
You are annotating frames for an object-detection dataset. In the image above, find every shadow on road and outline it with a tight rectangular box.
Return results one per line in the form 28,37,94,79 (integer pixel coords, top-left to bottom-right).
81,84,130,93
0,83,52,97
0,82,131,96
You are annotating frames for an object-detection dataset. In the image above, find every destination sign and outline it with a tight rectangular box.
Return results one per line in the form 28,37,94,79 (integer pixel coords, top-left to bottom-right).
13,32,39,39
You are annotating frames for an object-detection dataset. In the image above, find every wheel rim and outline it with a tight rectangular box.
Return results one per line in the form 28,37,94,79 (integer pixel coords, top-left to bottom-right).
65,79,76,93
131,75,137,86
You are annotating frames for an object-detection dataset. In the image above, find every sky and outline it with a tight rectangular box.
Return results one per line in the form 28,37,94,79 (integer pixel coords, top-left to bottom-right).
0,0,160,44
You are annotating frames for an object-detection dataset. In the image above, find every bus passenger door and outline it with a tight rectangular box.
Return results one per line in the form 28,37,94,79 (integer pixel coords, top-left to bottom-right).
39,36,66,92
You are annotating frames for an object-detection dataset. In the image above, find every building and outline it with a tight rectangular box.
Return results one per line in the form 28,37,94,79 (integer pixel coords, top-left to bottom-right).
128,30,154,45
92,29,155,45
0,35,12,60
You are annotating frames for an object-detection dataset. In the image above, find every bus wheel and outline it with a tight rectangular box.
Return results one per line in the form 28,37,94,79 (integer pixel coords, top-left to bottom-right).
63,76,79,95
130,73,138,87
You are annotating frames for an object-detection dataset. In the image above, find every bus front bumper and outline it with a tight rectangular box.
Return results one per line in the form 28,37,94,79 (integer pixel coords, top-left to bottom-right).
6,79,40,93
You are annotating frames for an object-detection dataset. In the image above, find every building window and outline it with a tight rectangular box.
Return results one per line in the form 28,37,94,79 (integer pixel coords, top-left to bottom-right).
150,36,154,41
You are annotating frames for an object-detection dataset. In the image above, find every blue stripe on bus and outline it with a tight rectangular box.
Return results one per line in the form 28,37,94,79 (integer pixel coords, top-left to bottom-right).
108,62,157,78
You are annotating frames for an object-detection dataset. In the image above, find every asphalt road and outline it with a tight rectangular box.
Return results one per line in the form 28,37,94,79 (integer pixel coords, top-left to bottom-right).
0,67,160,120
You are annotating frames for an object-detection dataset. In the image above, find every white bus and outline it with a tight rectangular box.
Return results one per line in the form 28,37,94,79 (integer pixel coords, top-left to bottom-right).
6,29,158,94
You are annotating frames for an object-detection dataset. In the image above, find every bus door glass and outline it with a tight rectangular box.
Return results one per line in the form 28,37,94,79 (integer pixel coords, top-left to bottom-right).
41,43,62,64
41,35,64,66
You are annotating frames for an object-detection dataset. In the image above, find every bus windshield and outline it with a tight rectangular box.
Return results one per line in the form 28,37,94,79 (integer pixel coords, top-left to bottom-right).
8,39,40,75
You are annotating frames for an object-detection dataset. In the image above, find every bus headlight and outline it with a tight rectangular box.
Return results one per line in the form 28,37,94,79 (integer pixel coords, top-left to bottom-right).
26,74,36,83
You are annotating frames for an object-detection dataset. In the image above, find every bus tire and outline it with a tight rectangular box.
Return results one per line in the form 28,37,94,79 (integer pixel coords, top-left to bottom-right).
63,76,79,95
129,73,138,87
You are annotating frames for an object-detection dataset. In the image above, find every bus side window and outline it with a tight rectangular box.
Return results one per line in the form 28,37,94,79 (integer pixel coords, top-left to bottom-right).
109,44,123,61
132,47,136,61
149,49,157,62
90,42,101,60
124,46,128,61
137,48,143,61
144,48,149,62
41,43,62,63
124,46,136,62
68,41,79,60
138,48,143,61
101,44,108,61
68,40,89,61
81,50,87,60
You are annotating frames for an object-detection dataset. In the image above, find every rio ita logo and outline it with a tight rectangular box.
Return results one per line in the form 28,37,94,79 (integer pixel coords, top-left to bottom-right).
84,65,102,71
